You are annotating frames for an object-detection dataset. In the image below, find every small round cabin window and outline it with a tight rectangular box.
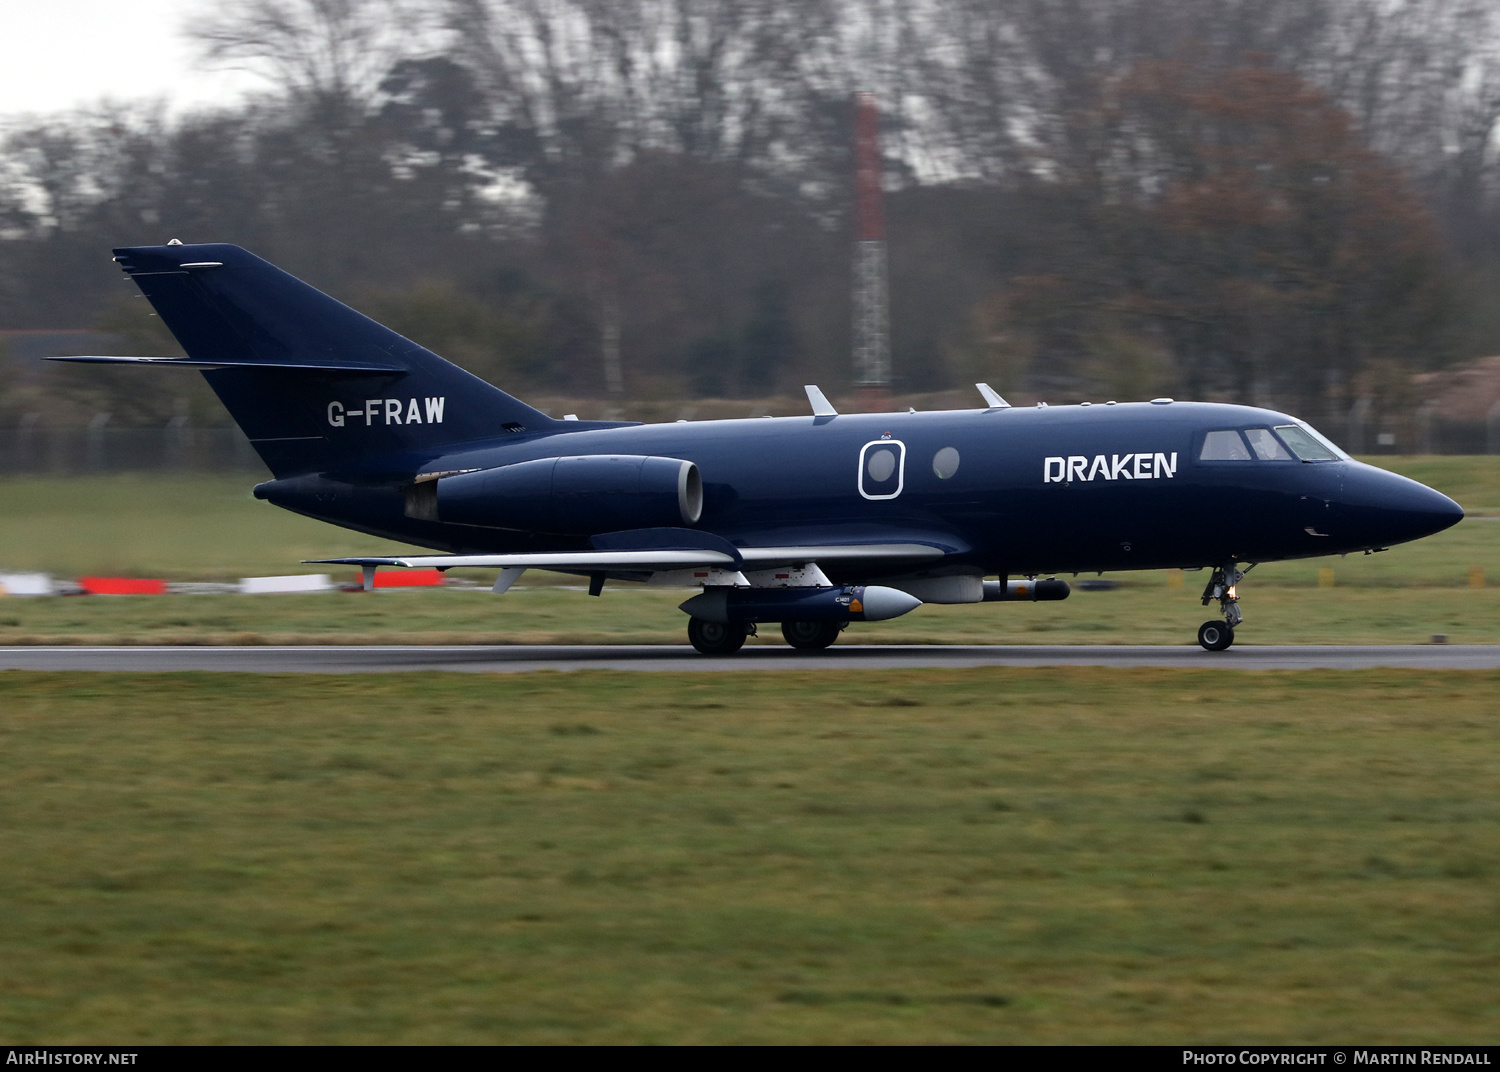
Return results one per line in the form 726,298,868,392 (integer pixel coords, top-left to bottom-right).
866,448,897,482
933,447,960,479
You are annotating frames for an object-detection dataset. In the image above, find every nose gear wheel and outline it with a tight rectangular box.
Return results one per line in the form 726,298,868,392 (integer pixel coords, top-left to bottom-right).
1198,562,1254,650
1197,620,1234,651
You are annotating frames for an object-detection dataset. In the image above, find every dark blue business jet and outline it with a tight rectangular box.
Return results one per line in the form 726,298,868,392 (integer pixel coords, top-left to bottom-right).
57,243,1464,653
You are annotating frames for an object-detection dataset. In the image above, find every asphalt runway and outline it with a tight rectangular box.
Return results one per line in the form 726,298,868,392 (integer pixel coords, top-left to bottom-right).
3,643,1499,673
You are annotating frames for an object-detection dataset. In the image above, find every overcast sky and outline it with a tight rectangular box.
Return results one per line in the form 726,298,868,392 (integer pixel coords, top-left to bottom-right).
0,0,258,116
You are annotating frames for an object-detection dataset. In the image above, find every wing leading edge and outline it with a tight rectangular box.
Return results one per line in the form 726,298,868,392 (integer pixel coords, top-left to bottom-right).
310,543,946,573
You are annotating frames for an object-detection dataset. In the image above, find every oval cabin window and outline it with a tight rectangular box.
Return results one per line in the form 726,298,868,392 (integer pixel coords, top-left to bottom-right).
933,447,960,479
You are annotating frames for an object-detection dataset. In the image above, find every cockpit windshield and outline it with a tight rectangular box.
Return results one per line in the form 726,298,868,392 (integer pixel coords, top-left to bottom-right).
1198,422,1349,463
1274,423,1347,462
1244,428,1291,460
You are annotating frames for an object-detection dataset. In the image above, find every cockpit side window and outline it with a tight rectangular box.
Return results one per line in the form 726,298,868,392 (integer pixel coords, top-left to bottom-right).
1244,428,1292,461
1199,430,1252,461
1274,424,1341,462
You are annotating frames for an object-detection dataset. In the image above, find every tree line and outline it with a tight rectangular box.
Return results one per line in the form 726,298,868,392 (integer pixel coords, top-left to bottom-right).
4,0,1500,427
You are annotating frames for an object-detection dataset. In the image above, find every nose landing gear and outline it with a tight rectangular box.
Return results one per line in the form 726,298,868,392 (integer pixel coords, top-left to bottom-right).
1197,563,1253,651
1197,619,1234,651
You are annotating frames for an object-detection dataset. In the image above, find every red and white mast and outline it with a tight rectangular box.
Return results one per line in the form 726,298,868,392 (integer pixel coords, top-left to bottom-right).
852,91,891,411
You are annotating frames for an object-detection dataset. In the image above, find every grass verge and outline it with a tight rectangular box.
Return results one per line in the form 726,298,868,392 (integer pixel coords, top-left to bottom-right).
2,585,1500,646
0,668,1495,1043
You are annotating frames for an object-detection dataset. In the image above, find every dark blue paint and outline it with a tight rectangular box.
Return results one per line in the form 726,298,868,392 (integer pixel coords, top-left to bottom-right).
102,243,1461,583
263,404,1457,577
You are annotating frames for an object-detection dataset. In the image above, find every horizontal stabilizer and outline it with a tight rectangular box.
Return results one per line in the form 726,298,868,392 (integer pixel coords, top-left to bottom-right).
48,356,406,375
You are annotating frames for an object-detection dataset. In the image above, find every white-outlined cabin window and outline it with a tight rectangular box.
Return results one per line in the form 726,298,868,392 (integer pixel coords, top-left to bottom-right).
859,440,906,500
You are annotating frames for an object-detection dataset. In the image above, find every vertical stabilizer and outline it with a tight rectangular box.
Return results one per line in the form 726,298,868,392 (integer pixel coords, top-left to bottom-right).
110,243,558,477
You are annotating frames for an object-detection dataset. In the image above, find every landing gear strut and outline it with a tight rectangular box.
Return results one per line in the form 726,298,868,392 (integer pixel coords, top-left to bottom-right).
1197,563,1253,651
687,617,751,655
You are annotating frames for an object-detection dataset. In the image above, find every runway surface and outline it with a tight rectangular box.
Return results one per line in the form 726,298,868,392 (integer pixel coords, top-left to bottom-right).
3,643,1499,673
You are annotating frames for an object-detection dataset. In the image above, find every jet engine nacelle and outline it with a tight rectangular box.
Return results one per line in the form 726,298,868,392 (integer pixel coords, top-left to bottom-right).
437,455,703,534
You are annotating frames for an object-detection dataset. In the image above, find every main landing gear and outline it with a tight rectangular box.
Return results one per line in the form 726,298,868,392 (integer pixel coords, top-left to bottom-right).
681,584,918,654
781,620,843,651
686,617,845,654
687,617,751,656
1197,563,1253,651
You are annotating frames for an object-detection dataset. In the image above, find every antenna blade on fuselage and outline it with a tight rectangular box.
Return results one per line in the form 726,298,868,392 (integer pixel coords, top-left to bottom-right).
975,383,1010,409
804,385,838,416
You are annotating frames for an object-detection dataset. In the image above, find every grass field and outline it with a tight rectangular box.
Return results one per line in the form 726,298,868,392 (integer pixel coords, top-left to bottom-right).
0,668,1495,1044
0,457,1496,644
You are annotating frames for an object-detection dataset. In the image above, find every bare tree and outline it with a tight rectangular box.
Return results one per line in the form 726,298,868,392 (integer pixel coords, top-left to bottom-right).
185,0,433,111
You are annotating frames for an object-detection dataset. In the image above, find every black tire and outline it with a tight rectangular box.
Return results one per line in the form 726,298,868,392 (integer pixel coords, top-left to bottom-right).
687,617,748,655
1197,620,1234,651
781,619,841,651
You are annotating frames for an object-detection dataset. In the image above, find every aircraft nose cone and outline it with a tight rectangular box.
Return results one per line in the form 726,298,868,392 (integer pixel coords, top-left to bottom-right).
1390,477,1464,540
1423,487,1466,534
1342,466,1464,547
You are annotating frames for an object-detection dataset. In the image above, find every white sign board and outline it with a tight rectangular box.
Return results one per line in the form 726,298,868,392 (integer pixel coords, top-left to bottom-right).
0,573,54,596
239,574,333,594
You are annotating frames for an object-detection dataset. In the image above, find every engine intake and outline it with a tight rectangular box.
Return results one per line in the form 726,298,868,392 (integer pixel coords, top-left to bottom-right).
436,455,702,534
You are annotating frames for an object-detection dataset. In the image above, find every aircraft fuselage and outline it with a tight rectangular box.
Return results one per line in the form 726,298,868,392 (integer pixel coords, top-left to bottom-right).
68,241,1464,653
256,399,1462,579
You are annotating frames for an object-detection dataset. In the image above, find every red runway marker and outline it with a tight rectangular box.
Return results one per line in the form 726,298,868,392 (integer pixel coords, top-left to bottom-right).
80,577,167,596
372,569,442,588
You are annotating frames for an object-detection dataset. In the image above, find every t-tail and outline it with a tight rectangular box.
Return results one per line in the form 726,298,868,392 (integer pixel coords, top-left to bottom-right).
53,243,561,477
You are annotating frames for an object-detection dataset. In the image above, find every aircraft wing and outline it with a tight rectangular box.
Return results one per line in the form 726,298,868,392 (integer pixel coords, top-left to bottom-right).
737,544,943,566
311,543,945,572
314,550,738,570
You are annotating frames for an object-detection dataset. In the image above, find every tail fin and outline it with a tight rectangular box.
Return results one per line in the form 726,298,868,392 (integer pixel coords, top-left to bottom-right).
109,243,558,477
